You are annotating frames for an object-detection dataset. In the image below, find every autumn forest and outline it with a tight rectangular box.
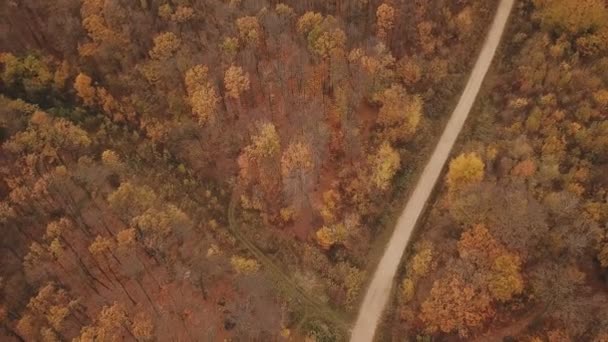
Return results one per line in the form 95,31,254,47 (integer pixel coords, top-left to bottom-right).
0,0,607,341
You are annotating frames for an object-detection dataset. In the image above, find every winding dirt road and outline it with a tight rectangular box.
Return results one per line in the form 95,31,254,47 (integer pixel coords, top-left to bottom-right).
350,1,515,341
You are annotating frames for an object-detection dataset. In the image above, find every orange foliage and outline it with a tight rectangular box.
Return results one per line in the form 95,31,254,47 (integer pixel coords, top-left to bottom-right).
420,275,495,337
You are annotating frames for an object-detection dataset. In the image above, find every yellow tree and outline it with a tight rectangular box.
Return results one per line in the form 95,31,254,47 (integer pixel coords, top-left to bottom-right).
236,16,262,46
107,182,157,221
231,256,260,274
537,0,607,35
369,141,400,190
446,153,485,194
224,65,250,100
238,123,282,215
131,204,192,252
375,83,423,142
190,87,219,125
296,12,323,35
281,141,315,210
184,65,209,96
488,254,524,302
183,64,219,125
149,32,181,60
131,312,154,341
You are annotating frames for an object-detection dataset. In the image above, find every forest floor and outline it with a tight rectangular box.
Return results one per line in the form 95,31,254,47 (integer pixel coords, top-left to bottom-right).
350,0,516,341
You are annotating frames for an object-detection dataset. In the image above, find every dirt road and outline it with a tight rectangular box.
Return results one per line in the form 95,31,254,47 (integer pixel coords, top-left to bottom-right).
350,1,515,341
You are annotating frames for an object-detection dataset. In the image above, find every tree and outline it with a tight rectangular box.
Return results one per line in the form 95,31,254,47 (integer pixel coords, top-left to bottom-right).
190,86,219,125
315,223,347,250
243,123,281,160
296,12,346,59
599,243,608,268
374,84,423,142
230,256,260,274
74,73,96,106
376,3,395,40
149,32,181,60
536,0,607,35
397,56,422,86
296,12,323,35
281,141,315,210
275,4,295,18
420,275,495,337
16,283,77,341
446,153,484,194
107,182,158,221
224,65,250,100
488,254,524,302
457,224,504,268
171,6,194,23
183,65,219,125
369,141,400,190
131,312,154,341
184,65,209,96
131,204,192,252
236,16,262,46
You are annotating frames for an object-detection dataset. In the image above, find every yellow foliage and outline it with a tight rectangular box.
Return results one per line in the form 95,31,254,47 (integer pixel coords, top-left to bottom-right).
280,206,296,223
599,243,608,268
446,153,484,193
488,254,524,302
455,6,473,37
375,84,423,142
220,37,239,60
411,246,433,279
245,122,280,159
296,12,323,34
184,64,209,95
230,256,260,274
400,278,415,303
280,328,291,339
190,86,219,125
53,60,70,91
224,65,250,99
158,4,172,20
319,190,340,224
315,223,347,250
88,235,114,256
536,0,608,35
370,141,400,191
149,32,181,60
116,228,137,249
131,312,154,341
276,4,295,18
236,16,262,45
281,142,313,177
101,150,121,168
593,89,608,108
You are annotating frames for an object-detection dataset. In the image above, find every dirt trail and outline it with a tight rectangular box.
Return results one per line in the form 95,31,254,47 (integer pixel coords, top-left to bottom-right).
350,1,515,341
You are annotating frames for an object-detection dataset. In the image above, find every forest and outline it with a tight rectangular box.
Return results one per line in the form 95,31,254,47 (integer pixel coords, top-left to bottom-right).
0,0,605,341
383,0,608,341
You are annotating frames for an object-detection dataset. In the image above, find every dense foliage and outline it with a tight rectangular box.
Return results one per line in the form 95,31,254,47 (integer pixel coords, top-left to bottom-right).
389,0,608,340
